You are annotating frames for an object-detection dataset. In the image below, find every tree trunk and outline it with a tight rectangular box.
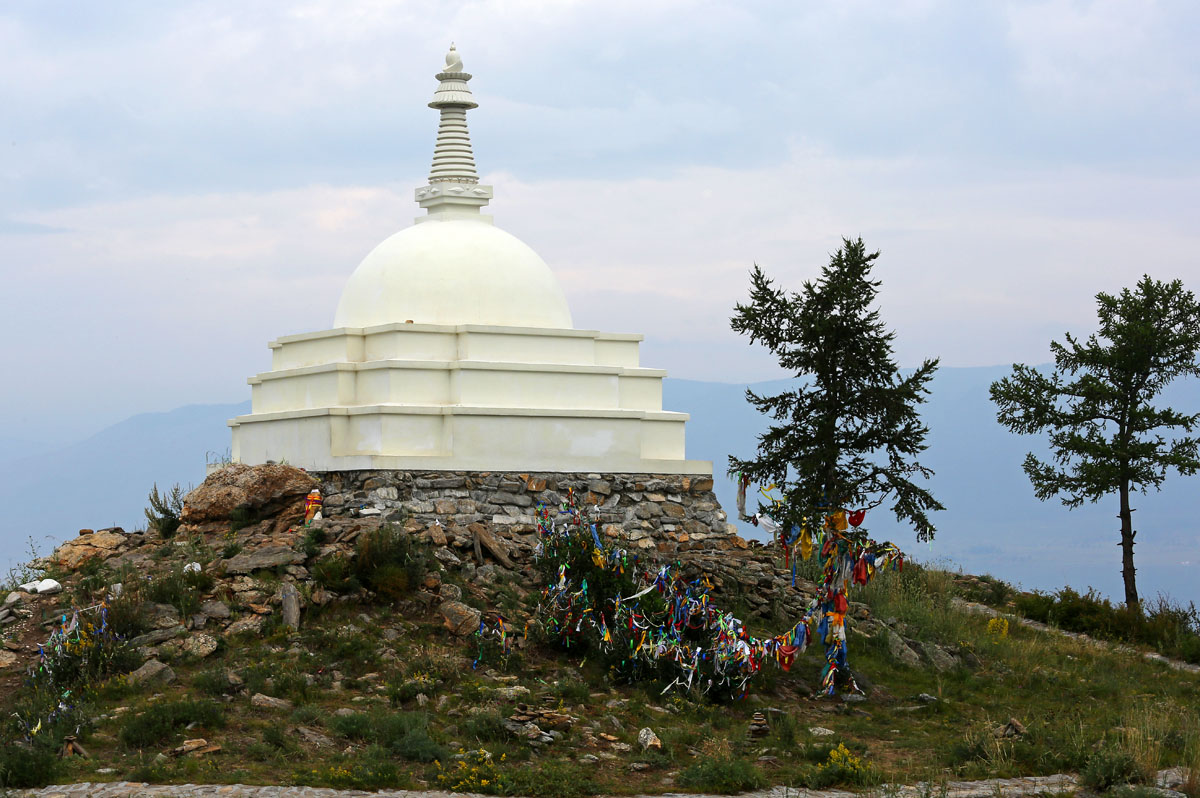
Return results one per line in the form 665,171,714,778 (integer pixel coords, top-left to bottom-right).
1118,481,1139,609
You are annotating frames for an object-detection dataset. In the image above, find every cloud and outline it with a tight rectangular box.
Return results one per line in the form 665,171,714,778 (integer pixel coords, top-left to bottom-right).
6,135,1199,444
2,0,1200,440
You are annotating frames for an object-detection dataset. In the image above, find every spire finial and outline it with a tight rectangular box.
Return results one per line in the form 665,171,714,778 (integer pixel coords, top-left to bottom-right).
415,43,493,219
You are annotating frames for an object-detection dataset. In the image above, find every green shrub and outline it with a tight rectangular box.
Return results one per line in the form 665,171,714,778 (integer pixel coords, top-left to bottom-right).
145,483,185,539
387,672,438,705
290,705,326,725
463,710,511,743
1015,588,1200,664
0,740,61,788
262,724,297,754
193,668,232,697
301,526,327,558
771,711,799,747
295,746,406,790
1015,590,1055,624
118,699,227,749
500,760,600,797
353,526,428,600
328,709,446,762
553,679,592,704
1082,746,1143,790
145,567,212,618
31,607,139,693
311,555,358,593
72,557,110,602
301,626,381,676
677,754,766,794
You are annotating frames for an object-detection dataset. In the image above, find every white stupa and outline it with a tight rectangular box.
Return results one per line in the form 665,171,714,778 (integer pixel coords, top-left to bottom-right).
229,46,709,476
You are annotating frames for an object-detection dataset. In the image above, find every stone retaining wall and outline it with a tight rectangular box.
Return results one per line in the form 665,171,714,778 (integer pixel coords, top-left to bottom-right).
312,470,741,555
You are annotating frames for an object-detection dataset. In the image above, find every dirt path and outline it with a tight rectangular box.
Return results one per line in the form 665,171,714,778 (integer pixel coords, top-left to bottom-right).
10,769,1194,798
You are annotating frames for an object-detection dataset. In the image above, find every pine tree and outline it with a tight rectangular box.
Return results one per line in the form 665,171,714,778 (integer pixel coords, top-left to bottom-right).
990,275,1200,608
729,237,942,540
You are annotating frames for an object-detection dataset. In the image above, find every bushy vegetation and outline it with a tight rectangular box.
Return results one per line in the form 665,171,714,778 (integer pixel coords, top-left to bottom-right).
328,709,446,763
1082,746,1143,790
145,483,185,539
145,565,215,618
1015,587,1200,664
353,525,429,599
294,746,407,790
118,698,226,749
497,759,600,797
678,753,766,794
0,740,61,788
311,524,428,600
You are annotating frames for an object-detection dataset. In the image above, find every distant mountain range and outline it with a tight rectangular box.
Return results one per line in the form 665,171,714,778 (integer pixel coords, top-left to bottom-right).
3,369,1197,604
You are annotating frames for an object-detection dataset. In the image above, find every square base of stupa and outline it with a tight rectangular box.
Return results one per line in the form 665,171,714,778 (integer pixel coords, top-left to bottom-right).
229,322,711,476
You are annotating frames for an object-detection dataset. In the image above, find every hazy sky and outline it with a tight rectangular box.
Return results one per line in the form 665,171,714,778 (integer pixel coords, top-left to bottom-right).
3,0,1200,445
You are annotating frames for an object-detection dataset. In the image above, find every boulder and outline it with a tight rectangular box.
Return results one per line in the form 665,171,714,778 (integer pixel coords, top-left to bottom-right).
886,630,924,668
129,626,185,649
221,546,305,574
637,728,662,751
181,634,219,659
145,603,181,630
199,600,231,619
128,659,176,685
224,616,265,637
919,641,961,672
251,693,293,711
18,578,62,595
438,600,481,636
0,650,18,669
180,463,317,526
296,726,334,747
51,531,127,570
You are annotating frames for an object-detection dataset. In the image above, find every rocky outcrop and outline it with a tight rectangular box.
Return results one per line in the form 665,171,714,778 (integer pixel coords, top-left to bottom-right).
50,530,129,570
127,659,175,685
439,600,481,636
181,463,316,527
221,545,305,574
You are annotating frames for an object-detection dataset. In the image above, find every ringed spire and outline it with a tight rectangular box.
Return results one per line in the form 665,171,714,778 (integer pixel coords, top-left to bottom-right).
415,44,493,216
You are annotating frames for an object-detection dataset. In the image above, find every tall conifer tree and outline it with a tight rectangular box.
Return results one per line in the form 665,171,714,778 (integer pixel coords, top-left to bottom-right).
729,238,942,540
990,276,1200,608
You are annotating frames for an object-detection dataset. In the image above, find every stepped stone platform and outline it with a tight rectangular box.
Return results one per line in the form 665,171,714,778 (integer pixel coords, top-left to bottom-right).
313,469,739,554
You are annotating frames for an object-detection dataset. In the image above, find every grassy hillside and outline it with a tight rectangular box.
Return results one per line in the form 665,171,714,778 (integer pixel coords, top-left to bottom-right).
1,471,1197,794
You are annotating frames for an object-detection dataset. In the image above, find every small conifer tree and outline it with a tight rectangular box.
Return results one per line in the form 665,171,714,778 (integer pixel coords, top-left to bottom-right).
144,482,185,539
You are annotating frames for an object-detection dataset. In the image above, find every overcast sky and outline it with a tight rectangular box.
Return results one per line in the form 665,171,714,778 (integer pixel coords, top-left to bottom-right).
2,0,1199,445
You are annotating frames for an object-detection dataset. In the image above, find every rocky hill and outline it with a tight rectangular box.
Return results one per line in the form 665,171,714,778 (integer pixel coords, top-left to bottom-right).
0,465,1197,796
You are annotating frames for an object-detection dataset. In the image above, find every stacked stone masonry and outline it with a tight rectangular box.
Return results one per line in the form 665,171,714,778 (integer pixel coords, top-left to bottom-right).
313,470,737,554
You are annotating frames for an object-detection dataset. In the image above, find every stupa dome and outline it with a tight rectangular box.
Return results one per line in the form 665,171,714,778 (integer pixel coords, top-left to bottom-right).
333,44,573,331
333,217,573,329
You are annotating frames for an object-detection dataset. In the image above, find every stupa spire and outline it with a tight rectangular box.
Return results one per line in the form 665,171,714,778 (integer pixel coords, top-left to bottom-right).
415,44,494,219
